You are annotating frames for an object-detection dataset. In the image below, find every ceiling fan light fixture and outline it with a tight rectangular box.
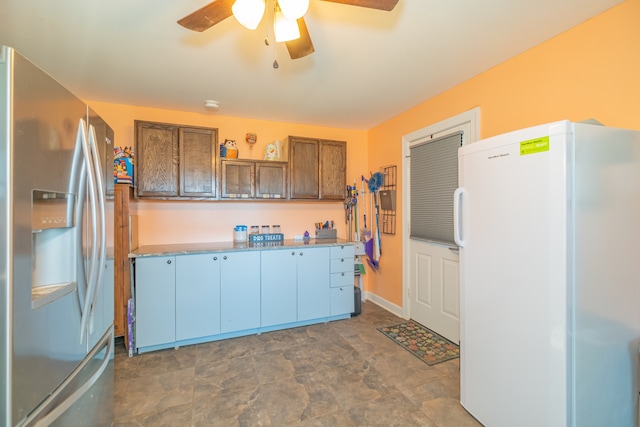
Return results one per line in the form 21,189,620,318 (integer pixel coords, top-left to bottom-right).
274,10,300,42
232,0,265,30
277,0,309,20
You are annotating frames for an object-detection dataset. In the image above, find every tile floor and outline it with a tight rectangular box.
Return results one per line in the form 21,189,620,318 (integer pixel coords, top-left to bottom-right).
114,302,482,426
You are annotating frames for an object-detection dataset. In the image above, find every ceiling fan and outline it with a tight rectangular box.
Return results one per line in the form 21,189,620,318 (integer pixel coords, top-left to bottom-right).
178,0,399,60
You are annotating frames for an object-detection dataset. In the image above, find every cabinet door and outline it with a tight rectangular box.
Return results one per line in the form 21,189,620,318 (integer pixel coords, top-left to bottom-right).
261,249,297,327
297,247,330,321
289,137,319,199
135,257,176,348
176,254,221,341
319,140,346,200
179,127,217,198
135,121,179,197
256,161,287,199
220,251,261,333
221,160,255,199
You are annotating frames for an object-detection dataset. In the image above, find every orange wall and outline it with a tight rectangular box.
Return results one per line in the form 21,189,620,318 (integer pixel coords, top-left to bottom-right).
88,102,368,246
367,0,640,306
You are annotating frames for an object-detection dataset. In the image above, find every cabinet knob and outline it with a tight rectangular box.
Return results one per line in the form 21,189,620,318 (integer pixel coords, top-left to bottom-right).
223,256,228,260
167,259,172,264
213,256,218,261
341,272,345,277
341,258,345,262
299,252,303,256
291,251,295,256
341,245,344,249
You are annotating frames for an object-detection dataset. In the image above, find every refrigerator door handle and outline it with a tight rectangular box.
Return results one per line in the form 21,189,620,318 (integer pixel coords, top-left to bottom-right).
453,187,465,248
27,328,114,427
87,124,107,334
79,118,99,344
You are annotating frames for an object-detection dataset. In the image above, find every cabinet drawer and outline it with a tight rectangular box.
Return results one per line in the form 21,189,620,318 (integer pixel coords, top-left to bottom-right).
330,286,354,316
330,257,352,273
330,245,354,259
331,271,352,288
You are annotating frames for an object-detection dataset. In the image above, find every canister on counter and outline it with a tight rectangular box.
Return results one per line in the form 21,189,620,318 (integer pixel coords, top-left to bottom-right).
250,225,260,235
234,225,247,242
261,225,270,234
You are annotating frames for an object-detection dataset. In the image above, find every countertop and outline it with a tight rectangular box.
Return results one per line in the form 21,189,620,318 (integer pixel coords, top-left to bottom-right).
129,238,353,258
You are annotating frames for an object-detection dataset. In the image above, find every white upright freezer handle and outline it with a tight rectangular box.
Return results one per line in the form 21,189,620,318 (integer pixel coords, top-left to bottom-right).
454,187,465,248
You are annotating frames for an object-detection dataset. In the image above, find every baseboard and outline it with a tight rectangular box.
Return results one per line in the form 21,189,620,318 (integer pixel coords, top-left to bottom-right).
363,291,405,319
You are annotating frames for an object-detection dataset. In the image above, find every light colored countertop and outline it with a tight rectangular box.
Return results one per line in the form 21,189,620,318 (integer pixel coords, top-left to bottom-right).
129,238,353,258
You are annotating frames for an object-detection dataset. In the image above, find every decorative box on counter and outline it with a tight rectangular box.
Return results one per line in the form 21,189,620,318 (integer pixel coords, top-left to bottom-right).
249,233,284,243
315,229,337,239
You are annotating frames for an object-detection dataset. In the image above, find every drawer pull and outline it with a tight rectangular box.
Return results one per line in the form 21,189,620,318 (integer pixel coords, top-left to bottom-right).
167,259,172,264
223,256,227,260
213,256,218,261
291,251,295,256
299,252,303,256
341,272,345,277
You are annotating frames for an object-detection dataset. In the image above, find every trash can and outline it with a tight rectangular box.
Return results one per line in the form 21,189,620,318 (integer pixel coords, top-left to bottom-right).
352,286,362,316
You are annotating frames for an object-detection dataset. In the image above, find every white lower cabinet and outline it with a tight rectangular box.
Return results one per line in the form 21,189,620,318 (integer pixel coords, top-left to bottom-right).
134,244,353,353
297,247,331,321
220,251,261,333
261,249,297,327
135,256,176,348
330,245,355,316
175,254,221,340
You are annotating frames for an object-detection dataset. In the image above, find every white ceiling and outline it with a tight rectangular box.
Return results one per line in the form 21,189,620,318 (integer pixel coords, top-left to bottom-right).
0,0,622,129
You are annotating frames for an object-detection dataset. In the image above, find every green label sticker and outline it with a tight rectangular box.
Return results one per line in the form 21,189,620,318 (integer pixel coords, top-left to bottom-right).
520,136,549,155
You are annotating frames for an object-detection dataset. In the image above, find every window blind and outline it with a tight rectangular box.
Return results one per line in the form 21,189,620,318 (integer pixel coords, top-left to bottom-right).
410,131,462,245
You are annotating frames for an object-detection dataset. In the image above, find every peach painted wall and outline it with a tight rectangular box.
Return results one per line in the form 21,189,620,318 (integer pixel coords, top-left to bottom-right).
86,102,368,247
366,0,640,307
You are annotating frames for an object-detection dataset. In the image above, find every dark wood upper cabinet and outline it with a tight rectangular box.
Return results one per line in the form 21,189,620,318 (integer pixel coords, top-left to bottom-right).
135,121,217,199
289,136,346,200
289,137,319,199
220,159,287,199
256,161,287,199
220,159,255,199
179,127,217,198
319,140,346,200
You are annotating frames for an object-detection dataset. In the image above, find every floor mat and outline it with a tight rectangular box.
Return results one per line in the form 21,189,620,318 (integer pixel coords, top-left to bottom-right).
377,321,459,366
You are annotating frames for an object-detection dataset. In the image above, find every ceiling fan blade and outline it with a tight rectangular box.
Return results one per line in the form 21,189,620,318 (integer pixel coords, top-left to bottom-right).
285,18,315,60
178,0,235,32
321,0,399,11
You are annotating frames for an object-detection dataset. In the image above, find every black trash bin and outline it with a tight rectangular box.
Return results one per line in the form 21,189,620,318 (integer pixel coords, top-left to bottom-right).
352,286,362,316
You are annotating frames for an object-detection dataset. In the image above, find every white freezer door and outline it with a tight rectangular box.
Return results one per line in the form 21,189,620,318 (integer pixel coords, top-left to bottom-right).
458,122,570,427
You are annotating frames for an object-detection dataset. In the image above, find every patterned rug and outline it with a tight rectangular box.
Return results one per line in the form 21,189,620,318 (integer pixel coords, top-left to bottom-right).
377,321,459,366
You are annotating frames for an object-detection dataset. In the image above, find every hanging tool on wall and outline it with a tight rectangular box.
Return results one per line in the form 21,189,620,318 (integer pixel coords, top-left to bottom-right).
360,175,371,242
362,171,385,269
344,184,358,241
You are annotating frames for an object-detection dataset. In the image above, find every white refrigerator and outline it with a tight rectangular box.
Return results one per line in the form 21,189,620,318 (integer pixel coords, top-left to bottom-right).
454,120,640,427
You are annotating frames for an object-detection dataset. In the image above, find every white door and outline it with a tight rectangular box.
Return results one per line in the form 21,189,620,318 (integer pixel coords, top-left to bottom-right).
403,109,479,344
409,239,460,342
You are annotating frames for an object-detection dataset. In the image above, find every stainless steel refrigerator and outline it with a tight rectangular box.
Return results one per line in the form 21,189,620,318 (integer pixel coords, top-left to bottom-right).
455,120,640,426
0,46,114,426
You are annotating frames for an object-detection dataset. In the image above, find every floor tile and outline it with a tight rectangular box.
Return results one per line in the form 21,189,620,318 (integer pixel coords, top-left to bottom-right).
115,301,475,427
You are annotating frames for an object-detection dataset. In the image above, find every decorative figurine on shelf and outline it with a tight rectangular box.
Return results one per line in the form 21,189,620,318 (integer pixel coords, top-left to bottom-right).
113,146,134,184
224,139,238,158
245,132,257,158
264,140,281,161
